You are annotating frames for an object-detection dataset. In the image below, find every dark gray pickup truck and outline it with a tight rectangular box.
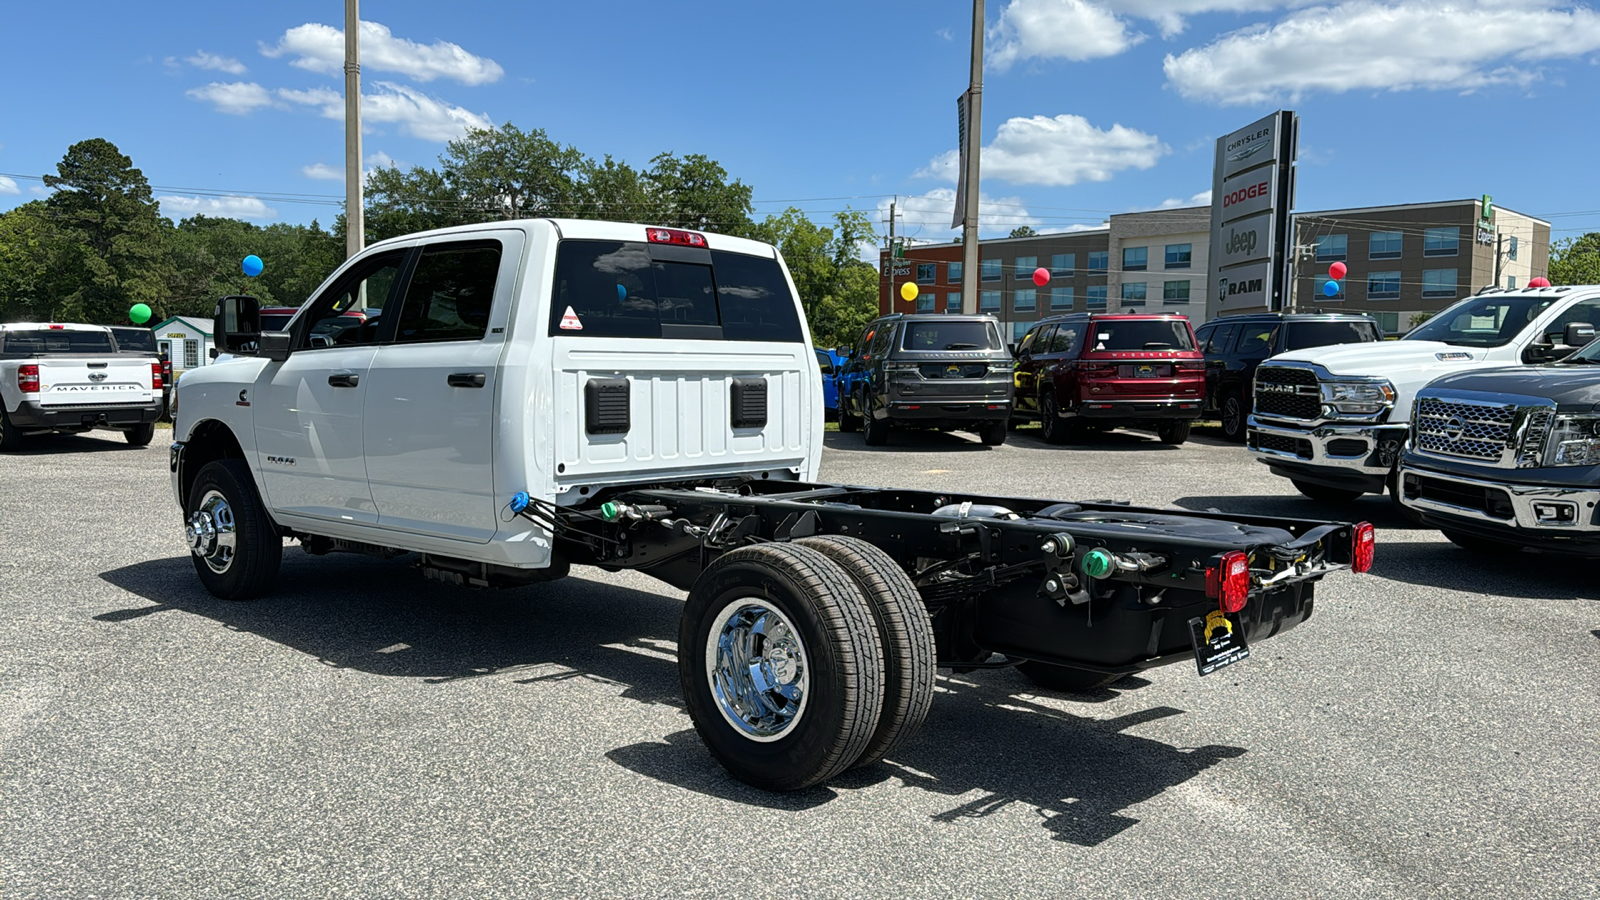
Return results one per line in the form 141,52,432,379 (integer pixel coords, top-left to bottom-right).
1399,339,1600,555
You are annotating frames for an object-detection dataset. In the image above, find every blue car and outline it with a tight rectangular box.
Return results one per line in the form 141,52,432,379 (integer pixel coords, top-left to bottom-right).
816,348,845,418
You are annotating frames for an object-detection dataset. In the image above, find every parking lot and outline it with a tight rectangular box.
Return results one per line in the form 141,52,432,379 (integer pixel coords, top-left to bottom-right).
1,424,1597,899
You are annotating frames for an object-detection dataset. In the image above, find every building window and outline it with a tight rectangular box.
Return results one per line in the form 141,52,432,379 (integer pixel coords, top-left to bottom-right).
916,263,936,284
1011,321,1031,342
1164,243,1192,269
1506,276,1518,290
916,292,934,312
1088,251,1108,272
1367,271,1401,300
946,292,961,312
184,339,200,369
1051,253,1075,275
1422,268,1458,298
1013,288,1036,311
1014,256,1036,281
1316,234,1348,262
1369,231,1402,260
1050,286,1074,310
1162,280,1190,304
1376,311,1399,334
948,261,963,284
1122,246,1148,272
1087,285,1107,310
1509,235,1519,261
979,290,1001,311
1120,282,1147,307
1424,227,1459,257
981,258,1002,281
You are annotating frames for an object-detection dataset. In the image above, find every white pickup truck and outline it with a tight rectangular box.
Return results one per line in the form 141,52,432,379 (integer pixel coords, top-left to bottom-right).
171,218,1372,791
1248,286,1600,504
0,322,165,450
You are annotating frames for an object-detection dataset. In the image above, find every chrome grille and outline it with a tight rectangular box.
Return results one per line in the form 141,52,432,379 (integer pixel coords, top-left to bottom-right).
1254,366,1321,420
1413,397,1515,462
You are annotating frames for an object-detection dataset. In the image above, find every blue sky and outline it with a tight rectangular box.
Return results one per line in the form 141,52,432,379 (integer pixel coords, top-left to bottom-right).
3,0,1598,250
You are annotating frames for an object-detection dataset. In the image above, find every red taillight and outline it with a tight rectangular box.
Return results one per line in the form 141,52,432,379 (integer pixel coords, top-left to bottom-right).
646,227,708,247
18,364,40,393
1351,522,1375,574
47,324,64,330
1205,550,1251,613
151,361,163,390
1175,360,1205,372
1078,362,1116,378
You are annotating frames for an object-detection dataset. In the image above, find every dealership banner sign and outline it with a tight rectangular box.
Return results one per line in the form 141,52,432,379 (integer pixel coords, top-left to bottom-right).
1210,110,1297,313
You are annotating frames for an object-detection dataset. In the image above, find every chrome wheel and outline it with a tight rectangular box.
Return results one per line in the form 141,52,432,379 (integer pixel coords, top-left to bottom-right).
1222,394,1244,439
186,489,237,574
704,599,811,742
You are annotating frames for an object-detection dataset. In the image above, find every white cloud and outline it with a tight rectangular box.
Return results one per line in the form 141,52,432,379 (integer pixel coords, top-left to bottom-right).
0,176,18,195
261,20,503,85
186,81,277,115
360,81,492,141
365,150,399,169
1102,0,1286,39
989,0,1144,68
1164,1,1600,105
158,195,278,221
29,186,49,197
879,188,1048,240
1154,189,1213,209
918,114,1167,187
186,50,246,74
277,86,343,118
301,163,342,180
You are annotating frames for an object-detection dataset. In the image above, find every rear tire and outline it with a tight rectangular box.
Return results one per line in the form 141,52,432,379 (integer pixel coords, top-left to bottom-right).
862,392,889,446
1019,660,1124,693
794,536,935,767
186,459,282,601
0,407,25,452
124,423,156,446
978,421,1006,446
679,543,886,791
1442,530,1520,555
1291,480,1363,503
1039,394,1069,445
1220,391,1248,442
838,393,861,432
1157,420,1191,445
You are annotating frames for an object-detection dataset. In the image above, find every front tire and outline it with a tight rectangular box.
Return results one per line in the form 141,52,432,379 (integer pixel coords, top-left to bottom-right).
1291,479,1363,503
186,459,282,600
794,536,935,767
124,422,156,446
1157,420,1191,445
1019,660,1124,693
1220,391,1247,442
978,421,1006,446
680,543,886,791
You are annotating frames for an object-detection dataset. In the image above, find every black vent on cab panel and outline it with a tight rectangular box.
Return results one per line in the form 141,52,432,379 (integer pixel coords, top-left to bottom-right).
585,377,631,434
730,377,768,429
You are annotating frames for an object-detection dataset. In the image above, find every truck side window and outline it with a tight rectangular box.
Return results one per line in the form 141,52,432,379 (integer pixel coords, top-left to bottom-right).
1542,298,1600,342
1047,326,1077,354
1207,323,1240,354
392,241,502,343
302,251,406,350
1234,327,1273,357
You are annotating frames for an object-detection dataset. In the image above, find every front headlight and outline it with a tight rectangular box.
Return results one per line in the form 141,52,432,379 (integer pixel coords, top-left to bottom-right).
1543,414,1600,466
1320,380,1395,416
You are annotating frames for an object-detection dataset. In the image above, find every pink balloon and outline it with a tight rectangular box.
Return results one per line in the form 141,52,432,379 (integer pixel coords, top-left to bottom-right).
1032,267,1050,287
1328,261,1347,281
1528,276,1551,288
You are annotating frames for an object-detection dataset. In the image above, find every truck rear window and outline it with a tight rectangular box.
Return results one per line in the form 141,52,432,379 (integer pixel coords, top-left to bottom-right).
1284,320,1380,351
109,328,156,352
1088,320,1195,352
1,330,116,354
551,240,803,342
899,320,1001,352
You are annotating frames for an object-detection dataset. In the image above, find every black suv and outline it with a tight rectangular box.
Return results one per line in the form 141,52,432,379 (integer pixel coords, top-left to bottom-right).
1195,312,1381,441
836,313,1013,446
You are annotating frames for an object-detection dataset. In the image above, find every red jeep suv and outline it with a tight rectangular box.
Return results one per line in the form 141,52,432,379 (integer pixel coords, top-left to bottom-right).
1012,313,1204,445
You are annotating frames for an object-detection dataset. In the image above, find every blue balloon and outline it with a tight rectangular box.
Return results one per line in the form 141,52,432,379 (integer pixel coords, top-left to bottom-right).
242,255,264,278
616,283,626,301
1323,279,1341,297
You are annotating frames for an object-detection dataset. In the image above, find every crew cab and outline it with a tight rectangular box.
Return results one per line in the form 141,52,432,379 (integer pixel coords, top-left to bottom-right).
1248,286,1600,504
1398,340,1600,555
0,323,164,450
1195,312,1380,442
1011,313,1203,445
171,219,1372,792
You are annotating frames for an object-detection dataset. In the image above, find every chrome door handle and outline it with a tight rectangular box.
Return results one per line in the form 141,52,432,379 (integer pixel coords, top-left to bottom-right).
327,373,359,387
448,372,487,388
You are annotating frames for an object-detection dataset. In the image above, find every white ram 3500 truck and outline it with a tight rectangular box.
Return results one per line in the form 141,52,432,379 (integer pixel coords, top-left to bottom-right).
172,219,1371,790
0,322,165,450
1248,286,1600,504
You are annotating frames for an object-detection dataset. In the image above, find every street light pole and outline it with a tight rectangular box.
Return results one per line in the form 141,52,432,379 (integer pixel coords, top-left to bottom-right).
960,0,983,314
344,0,364,259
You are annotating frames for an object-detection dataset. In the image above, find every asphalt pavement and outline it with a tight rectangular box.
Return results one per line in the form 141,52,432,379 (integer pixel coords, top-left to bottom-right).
1,423,1596,899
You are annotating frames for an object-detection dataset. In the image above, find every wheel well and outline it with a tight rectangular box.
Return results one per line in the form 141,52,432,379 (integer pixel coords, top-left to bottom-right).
179,420,246,510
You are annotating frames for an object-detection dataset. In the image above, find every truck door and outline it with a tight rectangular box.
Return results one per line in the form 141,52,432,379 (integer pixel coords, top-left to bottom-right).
251,250,406,525
1013,323,1052,415
362,236,516,543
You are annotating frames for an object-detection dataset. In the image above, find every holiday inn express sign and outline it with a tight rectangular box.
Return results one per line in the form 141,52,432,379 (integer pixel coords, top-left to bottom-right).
1209,111,1297,313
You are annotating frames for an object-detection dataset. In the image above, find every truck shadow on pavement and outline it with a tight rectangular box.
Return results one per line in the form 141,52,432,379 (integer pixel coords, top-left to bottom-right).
98,551,1242,845
6,430,158,454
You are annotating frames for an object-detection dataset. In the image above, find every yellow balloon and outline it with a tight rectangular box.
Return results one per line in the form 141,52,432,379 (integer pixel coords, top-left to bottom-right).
899,281,919,302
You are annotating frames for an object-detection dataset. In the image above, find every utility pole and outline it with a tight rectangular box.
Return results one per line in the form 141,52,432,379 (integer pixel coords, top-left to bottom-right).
960,0,984,314
1494,231,1505,287
344,0,364,259
887,198,896,312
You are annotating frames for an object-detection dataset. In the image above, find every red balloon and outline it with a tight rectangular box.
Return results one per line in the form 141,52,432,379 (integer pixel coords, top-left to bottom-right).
1328,261,1347,281
1528,276,1551,288
1032,267,1050,287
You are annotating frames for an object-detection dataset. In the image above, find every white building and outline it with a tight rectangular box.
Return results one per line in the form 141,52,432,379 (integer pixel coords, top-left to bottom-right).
151,316,215,375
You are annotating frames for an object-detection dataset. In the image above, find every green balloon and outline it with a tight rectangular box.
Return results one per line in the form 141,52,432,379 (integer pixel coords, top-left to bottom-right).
129,303,152,325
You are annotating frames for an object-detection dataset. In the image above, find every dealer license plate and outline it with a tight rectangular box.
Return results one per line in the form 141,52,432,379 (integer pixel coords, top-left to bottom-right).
1135,364,1159,378
1189,609,1250,676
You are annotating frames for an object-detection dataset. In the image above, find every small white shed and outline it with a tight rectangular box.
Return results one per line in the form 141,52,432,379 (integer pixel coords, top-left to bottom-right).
151,316,215,374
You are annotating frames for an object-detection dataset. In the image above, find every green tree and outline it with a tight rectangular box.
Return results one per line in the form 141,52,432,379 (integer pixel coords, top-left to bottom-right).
755,208,878,347
644,152,755,236
363,165,469,242
443,123,586,221
1549,233,1600,286
0,202,80,322
570,155,651,222
1009,225,1038,238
